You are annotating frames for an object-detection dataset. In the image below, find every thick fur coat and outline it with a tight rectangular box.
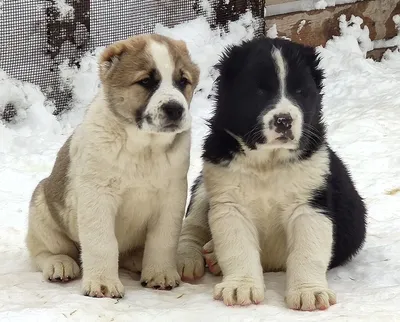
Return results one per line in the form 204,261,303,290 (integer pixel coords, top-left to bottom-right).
26,34,200,297
177,37,367,310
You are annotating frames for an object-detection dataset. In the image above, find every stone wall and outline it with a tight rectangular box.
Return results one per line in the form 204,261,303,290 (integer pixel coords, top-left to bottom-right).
265,0,400,60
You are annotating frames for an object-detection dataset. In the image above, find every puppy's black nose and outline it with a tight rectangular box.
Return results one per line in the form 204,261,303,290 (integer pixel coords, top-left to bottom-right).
274,113,293,131
162,102,184,121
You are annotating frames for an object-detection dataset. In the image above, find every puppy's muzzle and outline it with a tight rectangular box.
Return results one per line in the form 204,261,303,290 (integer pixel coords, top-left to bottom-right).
161,101,184,123
273,113,294,141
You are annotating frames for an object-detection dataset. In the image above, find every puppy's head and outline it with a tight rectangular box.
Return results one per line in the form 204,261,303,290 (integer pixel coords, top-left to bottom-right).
99,34,200,134
212,38,324,154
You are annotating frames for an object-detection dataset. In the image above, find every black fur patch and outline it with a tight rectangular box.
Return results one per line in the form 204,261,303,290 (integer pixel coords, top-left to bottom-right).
196,37,367,269
135,69,161,128
310,149,367,268
202,37,326,164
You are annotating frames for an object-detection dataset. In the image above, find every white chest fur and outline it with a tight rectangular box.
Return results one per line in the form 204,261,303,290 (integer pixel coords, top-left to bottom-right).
203,147,330,270
66,119,190,251
206,148,328,217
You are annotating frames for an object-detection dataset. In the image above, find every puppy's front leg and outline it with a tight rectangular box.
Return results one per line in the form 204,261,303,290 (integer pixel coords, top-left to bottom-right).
209,202,265,306
78,186,124,298
285,205,336,311
140,181,186,290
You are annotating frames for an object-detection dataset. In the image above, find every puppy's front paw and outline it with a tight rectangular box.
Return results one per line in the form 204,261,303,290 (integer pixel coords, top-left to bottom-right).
82,276,124,298
214,276,265,306
140,266,181,290
285,286,337,311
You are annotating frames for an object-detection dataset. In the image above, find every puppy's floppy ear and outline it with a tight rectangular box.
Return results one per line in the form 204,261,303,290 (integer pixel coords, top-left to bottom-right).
99,40,127,82
172,38,201,89
300,45,324,92
174,39,190,54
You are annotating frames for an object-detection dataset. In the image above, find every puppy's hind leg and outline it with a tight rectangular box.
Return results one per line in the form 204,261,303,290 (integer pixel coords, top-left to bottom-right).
120,248,144,273
177,177,212,281
26,183,80,282
26,231,81,282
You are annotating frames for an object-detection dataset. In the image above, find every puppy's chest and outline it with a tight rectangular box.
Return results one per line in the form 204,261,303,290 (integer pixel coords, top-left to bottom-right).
107,147,185,192
238,164,325,220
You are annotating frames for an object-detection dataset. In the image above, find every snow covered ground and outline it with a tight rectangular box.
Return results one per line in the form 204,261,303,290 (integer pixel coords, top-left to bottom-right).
1,12,400,322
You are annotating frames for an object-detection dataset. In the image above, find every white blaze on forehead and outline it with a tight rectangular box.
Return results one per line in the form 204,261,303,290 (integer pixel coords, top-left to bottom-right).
141,39,190,133
271,47,287,97
261,46,303,146
148,40,174,85
146,39,188,109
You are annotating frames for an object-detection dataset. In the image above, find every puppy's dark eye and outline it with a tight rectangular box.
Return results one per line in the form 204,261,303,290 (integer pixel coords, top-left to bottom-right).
138,78,150,87
295,88,308,97
179,77,189,88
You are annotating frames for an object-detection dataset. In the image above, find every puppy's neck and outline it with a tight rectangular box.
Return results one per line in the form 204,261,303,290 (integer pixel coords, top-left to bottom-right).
234,146,298,173
124,124,179,150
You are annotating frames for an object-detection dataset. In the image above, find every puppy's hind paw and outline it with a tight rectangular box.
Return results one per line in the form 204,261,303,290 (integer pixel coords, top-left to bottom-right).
202,240,221,276
43,254,80,282
177,243,205,282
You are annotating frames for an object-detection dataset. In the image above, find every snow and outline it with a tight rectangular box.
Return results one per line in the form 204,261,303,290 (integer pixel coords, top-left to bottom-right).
54,0,74,19
1,11,400,322
336,14,373,55
315,0,328,10
199,0,215,18
297,19,307,34
267,24,278,39
265,0,365,17
266,24,278,39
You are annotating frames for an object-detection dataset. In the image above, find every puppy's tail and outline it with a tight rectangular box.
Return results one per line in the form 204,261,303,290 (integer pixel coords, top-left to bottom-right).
177,175,211,280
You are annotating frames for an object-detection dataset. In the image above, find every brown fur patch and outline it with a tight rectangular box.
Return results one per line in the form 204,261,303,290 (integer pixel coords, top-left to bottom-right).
149,34,201,101
42,135,72,229
98,34,200,123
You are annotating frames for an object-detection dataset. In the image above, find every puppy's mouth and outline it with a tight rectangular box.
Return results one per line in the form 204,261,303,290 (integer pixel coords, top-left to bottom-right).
276,136,289,143
161,122,181,132
275,130,295,142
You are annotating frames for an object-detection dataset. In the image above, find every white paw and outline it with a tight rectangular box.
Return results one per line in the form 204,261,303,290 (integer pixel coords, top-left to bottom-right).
43,254,80,282
140,265,181,290
202,240,221,276
177,243,205,281
285,286,337,311
82,276,124,298
213,276,265,306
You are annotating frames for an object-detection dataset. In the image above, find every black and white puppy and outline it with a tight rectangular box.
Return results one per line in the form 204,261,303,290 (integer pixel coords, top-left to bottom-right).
177,37,367,310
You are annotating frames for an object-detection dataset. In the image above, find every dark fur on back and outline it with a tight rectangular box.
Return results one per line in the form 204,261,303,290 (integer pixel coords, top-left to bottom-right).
311,150,367,268
191,37,367,268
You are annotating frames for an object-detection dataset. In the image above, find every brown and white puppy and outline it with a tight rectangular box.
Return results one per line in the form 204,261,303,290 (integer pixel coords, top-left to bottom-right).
26,34,200,298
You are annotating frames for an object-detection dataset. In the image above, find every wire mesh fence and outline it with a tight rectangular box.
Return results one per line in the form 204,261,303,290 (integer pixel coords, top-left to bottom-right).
0,0,265,122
